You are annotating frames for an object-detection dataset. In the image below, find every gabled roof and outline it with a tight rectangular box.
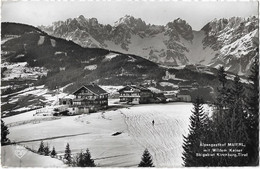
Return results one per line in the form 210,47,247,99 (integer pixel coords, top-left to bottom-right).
118,85,151,93
85,84,108,95
73,84,108,95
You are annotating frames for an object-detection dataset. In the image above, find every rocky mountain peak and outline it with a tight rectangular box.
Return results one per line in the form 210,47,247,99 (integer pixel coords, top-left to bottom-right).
75,15,89,26
202,16,258,36
88,18,99,27
114,15,134,25
174,18,187,24
114,15,147,32
38,15,258,75
166,18,193,41
77,15,86,21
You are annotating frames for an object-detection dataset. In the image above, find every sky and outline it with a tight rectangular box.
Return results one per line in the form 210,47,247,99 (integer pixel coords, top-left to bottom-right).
1,0,258,31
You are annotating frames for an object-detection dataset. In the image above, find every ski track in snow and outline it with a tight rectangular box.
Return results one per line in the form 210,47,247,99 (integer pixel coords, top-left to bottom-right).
120,108,189,167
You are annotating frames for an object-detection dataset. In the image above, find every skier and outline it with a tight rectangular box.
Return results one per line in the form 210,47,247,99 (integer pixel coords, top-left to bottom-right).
152,120,155,126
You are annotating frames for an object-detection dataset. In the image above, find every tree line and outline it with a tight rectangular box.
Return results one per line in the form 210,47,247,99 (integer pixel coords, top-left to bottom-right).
1,124,155,167
37,142,155,167
182,56,259,166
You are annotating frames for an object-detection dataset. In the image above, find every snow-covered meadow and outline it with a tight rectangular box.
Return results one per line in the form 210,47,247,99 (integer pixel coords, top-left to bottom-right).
3,102,212,167
1,145,65,167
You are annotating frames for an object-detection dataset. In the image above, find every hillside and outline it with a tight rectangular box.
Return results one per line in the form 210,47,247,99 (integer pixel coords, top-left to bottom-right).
2,22,250,116
1,22,163,90
2,22,228,90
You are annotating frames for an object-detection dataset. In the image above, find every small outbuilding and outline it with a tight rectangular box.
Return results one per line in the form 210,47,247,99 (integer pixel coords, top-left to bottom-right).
177,90,192,102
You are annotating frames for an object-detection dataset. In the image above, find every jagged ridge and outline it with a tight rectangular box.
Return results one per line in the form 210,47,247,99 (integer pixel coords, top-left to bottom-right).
39,15,259,75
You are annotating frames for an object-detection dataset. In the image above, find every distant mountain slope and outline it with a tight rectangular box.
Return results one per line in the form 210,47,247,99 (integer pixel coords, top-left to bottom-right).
202,16,259,75
2,22,250,106
39,15,258,75
39,15,194,66
2,22,109,69
1,22,164,91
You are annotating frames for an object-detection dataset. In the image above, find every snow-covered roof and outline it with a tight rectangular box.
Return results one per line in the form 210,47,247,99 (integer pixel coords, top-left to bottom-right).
73,84,108,95
118,85,151,93
148,87,163,94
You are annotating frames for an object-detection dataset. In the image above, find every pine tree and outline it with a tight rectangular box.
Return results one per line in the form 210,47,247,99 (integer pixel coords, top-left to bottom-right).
245,54,259,165
182,97,207,166
84,149,96,167
229,75,248,142
44,143,50,156
75,151,84,167
138,148,154,167
209,74,250,166
226,75,249,165
216,66,229,109
37,141,45,155
64,143,72,165
51,146,57,158
85,149,96,167
217,66,227,88
1,120,10,145
75,149,96,167
211,67,231,149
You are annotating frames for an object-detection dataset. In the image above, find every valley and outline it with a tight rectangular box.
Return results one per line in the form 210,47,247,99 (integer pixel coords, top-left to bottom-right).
1,14,257,168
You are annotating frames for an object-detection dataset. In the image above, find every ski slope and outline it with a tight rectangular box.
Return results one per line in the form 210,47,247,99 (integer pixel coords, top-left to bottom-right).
4,102,212,167
120,103,198,167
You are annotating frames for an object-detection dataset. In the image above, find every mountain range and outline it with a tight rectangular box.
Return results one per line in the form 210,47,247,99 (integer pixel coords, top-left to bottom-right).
2,21,255,112
39,15,259,75
1,22,163,91
2,22,227,100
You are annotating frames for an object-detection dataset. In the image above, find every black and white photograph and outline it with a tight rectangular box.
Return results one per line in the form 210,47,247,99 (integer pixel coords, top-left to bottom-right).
1,0,259,167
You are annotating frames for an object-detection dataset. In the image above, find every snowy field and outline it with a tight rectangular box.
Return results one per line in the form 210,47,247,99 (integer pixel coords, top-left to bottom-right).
1,145,65,167
3,102,212,167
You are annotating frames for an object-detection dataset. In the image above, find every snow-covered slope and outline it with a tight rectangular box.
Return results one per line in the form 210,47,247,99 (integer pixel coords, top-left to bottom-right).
40,15,193,66
202,16,259,75
182,31,217,64
1,145,65,167
4,102,212,167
